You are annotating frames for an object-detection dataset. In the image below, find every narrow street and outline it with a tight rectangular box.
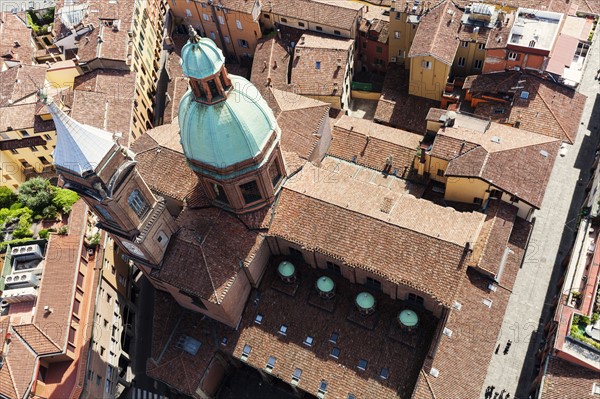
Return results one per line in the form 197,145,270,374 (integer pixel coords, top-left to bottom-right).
481,35,600,398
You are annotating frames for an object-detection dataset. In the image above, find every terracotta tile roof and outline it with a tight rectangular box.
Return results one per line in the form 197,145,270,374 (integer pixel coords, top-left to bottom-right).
408,0,463,65
438,123,561,208
291,33,353,97
469,200,518,277
0,13,34,64
0,64,47,107
576,0,600,15
485,11,516,49
270,89,330,160
272,161,486,306
358,18,389,43
269,0,363,31
0,360,17,399
71,70,136,147
412,218,531,399
184,183,211,209
54,0,135,63
3,333,37,399
541,355,600,398
454,0,577,14
134,147,199,202
374,68,440,133
157,208,265,303
0,103,36,131
33,200,88,347
250,38,291,93
457,21,492,44
429,134,479,161
228,261,438,399
147,291,234,396
282,150,307,176
12,323,61,355
329,115,422,174
466,72,587,143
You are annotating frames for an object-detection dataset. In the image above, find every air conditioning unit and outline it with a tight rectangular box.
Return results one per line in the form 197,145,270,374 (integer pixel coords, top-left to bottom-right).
391,56,397,62
4,272,38,287
10,244,42,259
1,286,38,304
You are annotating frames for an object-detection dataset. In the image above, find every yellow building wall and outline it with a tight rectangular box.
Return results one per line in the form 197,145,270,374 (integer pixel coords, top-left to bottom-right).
45,63,81,89
388,10,418,66
224,10,262,60
426,156,449,183
408,55,449,101
444,177,489,204
452,41,486,77
0,126,56,190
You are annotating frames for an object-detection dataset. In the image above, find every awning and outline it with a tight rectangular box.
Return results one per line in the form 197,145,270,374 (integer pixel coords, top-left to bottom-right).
547,34,579,76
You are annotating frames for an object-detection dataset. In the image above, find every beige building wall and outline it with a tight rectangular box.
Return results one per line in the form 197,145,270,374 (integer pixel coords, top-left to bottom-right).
260,12,354,39
84,235,131,398
408,55,450,101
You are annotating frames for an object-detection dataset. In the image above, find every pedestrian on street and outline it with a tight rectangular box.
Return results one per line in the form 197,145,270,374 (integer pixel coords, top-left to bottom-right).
506,394,511,399
495,344,500,354
504,340,512,355
493,393,499,399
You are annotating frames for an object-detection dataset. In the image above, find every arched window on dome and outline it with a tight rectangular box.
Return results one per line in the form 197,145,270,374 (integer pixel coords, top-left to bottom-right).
212,183,229,205
207,79,220,99
219,73,231,91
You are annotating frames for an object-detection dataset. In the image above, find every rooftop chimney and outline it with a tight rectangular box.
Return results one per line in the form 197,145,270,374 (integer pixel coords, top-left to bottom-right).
273,60,277,69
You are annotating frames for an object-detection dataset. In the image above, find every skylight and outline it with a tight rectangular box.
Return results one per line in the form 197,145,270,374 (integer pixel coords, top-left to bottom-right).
279,324,288,336
241,344,251,361
329,331,338,344
330,347,340,359
304,335,314,346
292,368,302,385
266,356,276,372
255,314,263,324
380,367,389,379
358,359,368,371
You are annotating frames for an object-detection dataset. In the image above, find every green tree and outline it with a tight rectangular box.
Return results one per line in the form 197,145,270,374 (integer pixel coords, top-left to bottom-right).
18,178,56,213
0,187,17,209
52,188,79,213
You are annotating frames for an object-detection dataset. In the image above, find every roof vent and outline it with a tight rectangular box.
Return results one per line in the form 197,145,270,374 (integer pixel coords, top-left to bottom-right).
540,150,549,158
491,136,501,144
483,298,493,308
175,335,201,355
520,91,529,99
488,283,497,292
443,327,453,337
453,301,463,311
430,368,440,377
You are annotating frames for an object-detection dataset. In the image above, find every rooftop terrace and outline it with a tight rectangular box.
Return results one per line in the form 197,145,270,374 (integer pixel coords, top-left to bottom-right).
508,8,563,51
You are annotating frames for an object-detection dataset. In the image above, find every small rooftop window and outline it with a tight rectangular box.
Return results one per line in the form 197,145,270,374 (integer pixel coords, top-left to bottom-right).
175,335,201,356
380,367,389,379
520,91,530,99
304,335,314,347
330,347,340,359
266,356,276,372
318,380,328,397
279,324,288,336
292,368,302,385
220,337,228,346
358,359,368,371
241,344,251,361
255,314,263,324
348,395,356,399
329,331,339,344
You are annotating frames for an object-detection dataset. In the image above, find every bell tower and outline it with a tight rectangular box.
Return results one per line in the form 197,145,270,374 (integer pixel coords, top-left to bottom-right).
48,101,178,267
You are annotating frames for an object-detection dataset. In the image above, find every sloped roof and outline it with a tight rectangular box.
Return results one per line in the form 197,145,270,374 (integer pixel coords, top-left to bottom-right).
358,18,389,43
541,355,600,398
465,72,587,143
157,208,265,303
408,0,463,65
329,115,422,173
0,13,33,64
250,38,290,94
12,324,61,356
437,123,561,208
0,65,47,107
270,160,486,306
49,101,117,175
269,0,363,31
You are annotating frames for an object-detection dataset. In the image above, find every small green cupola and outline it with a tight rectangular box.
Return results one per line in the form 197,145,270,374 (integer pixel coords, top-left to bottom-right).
178,28,287,214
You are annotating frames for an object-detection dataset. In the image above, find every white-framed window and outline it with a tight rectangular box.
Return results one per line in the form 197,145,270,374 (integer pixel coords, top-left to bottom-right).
218,15,225,24
185,8,192,17
202,13,210,21
457,57,466,67
460,40,468,47
128,189,149,218
209,31,216,40
236,19,242,29
474,59,483,69
508,51,518,60
422,60,432,69
478,42,485,50
394,31,400,39
592,383,600,395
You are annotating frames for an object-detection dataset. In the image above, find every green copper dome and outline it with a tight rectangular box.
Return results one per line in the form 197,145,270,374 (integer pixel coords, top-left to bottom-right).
180,36,225,79
178,75,279,178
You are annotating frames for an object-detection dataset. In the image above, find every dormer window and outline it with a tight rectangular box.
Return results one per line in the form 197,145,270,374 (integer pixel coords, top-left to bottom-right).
128,189,149,218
